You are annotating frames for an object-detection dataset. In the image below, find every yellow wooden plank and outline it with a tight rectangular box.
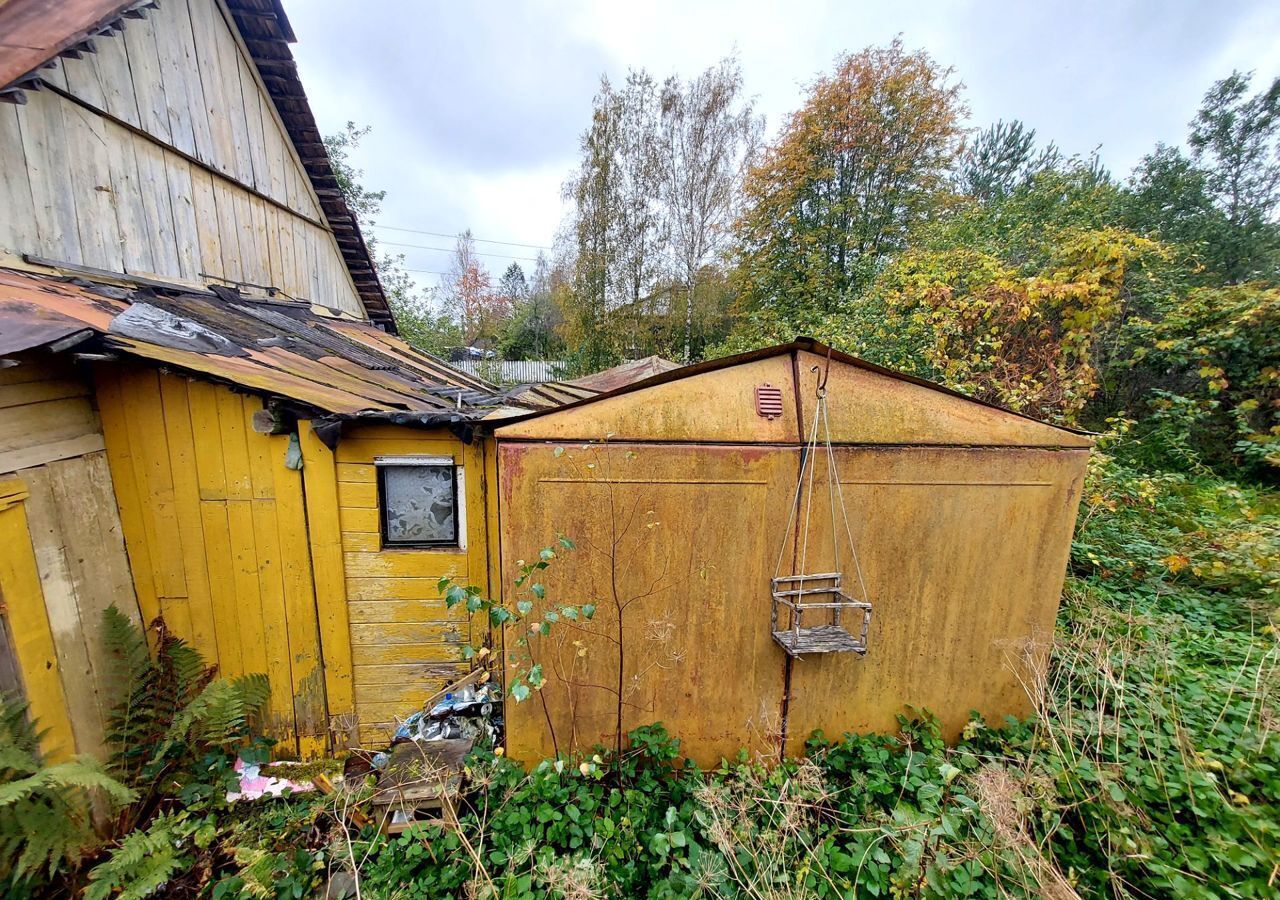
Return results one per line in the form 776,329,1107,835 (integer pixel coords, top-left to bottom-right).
338,506,380,535
20,467,105,758
482,439,504,662
0,501,76,760
335,462,375,483
353,670,462,708
226,499,266,677
119,368,187,601
351,642,467,667
158,375,217,655
242,401,297,755
198,501,242,676
355,694,464,726
251,497,296,753
339,425,459,445
463,442,488,650
270,432,329,757
336,481,376,509
335,438,463,462
343,552,467,579
298,421,353,741
347,599,466,625
92,367,159,627
349,622,465,646
216,390,253,500
345,577,458,602
341,532,381,553
188,380,228,500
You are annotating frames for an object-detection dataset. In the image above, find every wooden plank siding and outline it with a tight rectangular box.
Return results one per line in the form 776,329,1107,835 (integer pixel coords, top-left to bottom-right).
96,364,329,757
334,426,489,747
0,0,365,317
0,481,77,761
0,358,104,474
0,355,141,760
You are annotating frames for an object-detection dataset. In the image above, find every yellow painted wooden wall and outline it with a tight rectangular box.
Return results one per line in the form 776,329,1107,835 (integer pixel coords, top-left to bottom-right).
96,364,328,757
0,355,141,760
332,425,491,746
0,480,76,760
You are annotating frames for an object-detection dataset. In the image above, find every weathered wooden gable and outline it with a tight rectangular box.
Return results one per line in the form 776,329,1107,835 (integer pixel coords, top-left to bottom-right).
0,0,365,317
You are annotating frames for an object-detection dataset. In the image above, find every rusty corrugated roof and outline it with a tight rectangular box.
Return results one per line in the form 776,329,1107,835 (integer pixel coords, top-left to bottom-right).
505,357,683,410
568,355,682,393
0,267,528,423
0,0,135,92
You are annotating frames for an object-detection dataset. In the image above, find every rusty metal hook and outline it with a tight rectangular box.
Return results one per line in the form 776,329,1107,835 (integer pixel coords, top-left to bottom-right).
810,347,833,398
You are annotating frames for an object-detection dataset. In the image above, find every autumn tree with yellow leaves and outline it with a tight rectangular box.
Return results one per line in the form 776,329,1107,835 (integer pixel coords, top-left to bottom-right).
732,39,966,322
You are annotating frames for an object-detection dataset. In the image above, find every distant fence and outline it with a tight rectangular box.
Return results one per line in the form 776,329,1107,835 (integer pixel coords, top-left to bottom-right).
451,359,567,385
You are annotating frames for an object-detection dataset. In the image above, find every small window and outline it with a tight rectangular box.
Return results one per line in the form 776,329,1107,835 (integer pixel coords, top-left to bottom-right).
376,456,463,548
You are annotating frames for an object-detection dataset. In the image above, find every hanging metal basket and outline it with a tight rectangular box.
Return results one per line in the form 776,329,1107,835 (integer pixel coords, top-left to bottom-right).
771,573,871,656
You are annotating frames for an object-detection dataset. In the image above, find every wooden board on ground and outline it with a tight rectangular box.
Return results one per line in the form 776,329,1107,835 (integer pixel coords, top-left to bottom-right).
369,738,471,834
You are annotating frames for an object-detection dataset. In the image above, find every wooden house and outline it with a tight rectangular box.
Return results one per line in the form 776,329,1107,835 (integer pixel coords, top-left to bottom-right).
0,0,578,759
0,1,1089,767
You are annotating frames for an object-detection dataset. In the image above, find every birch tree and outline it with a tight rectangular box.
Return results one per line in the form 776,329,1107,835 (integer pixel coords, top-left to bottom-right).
658,59,761,360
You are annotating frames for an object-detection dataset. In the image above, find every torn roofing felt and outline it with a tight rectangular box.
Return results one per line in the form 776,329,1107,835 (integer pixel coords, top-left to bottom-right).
0,267,568,422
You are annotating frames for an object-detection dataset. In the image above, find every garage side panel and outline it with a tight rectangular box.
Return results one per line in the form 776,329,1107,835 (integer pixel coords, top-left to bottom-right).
783,447,1088,753
498,440,799,767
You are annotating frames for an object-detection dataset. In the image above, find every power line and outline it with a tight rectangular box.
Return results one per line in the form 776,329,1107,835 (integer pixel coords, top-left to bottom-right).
372,223,553,251
380,239,540,263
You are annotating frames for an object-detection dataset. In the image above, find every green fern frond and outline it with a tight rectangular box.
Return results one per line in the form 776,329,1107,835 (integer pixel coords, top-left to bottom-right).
156,673,271,760
0,696,132,886
84,814,186,900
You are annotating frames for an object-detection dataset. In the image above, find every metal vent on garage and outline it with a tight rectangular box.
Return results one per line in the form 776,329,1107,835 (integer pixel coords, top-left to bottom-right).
755,383,783,419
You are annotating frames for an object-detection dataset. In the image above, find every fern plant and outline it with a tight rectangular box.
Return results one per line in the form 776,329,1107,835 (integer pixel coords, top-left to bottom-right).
88,607,273,896
102,606,270,826
0,696,134,893
82,813,186,900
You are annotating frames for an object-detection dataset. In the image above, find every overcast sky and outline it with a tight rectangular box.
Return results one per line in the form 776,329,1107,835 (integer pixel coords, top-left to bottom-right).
287,0,1280,294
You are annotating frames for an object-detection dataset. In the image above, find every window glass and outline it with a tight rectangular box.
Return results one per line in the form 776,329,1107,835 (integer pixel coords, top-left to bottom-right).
382,464,457,545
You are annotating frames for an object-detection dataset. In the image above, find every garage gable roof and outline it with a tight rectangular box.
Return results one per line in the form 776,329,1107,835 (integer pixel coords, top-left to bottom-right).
493,337,1093,449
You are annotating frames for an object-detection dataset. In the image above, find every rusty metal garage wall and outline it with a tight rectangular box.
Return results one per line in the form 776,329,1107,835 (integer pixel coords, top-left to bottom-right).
494,349,1091,766
779,445,1087,755
497,440,799,765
